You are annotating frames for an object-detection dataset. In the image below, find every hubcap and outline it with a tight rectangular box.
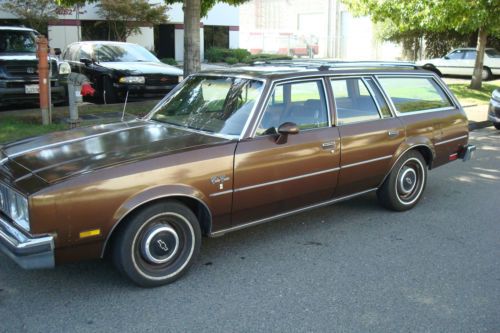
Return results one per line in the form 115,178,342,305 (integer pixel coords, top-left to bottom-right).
398,166,417,194
140,225,180,265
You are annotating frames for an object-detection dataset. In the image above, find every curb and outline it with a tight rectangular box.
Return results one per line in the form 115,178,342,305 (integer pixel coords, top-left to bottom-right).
469,120,492,131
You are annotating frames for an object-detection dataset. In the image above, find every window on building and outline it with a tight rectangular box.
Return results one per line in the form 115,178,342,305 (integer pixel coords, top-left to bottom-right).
204,26,229,52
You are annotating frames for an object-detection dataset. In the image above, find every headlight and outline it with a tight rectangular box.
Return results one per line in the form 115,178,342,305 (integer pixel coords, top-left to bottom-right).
8,191,30,231
58,62,71,75
119,76,145,84
178,75,183,82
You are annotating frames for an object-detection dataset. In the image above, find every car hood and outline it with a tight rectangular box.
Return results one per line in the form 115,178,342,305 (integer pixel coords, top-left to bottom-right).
96,61,183,76
0,120,230,193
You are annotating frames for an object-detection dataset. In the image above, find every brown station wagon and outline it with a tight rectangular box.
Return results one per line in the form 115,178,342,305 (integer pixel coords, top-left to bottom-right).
0,61,476,287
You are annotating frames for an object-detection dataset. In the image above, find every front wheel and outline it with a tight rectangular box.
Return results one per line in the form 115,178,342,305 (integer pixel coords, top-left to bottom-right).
482,67,492,81
494,123,500,130
112,201,201,287
377,151,427,211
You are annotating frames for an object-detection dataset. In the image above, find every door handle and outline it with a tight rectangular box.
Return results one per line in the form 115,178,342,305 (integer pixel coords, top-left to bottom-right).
387,130,400,137
321,141,336,150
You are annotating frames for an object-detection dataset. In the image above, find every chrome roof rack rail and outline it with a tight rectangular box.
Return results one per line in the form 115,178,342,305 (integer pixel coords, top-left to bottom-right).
251,60,420,70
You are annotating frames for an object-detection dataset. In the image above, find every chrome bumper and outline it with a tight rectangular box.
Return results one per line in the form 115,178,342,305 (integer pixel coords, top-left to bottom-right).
0,215,54,269
487,113,500,124
459,144,476,162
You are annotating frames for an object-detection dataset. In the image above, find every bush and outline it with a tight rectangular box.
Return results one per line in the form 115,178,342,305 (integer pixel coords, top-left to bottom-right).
232,48,251,62
205,48,229,62
160,58,178,66
246,53,293,63
225,57,238,65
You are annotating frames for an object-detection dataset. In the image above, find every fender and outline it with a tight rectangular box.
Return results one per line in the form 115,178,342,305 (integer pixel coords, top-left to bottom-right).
379,137,435,188
100,184,212,257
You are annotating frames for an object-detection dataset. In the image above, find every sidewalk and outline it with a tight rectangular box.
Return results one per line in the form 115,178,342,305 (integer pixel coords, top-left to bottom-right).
462,103,491,130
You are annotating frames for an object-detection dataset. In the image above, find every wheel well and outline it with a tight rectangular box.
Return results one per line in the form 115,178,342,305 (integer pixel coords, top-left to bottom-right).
102,196,212,258
413,146,433,168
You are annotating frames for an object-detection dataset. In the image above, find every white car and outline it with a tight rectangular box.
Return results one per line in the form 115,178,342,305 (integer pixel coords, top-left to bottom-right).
417,48,500,80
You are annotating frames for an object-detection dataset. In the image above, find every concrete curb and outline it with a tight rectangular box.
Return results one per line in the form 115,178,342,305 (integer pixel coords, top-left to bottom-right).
469,120,492,131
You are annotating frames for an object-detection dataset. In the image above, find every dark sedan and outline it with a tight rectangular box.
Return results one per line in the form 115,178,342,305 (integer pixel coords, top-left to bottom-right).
61,41,183,103
488,88,500,130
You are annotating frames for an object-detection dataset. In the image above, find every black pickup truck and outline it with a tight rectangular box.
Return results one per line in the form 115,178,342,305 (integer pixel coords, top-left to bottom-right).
0,26,69,108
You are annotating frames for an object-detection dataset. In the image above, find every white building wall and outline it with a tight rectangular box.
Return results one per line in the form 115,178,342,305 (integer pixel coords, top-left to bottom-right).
174,28,184,61
127,27,155,51
47,26,80,50
229,30,239,49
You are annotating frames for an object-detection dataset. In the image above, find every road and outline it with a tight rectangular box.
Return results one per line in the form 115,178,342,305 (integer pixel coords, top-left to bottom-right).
1,127,499,333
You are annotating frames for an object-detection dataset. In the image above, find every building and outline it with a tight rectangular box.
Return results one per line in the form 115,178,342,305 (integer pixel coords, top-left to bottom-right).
239,0,402,60
0,1,240,61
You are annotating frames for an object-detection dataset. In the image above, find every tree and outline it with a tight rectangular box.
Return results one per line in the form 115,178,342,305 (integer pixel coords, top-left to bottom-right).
97,0,169,42
343,0,500,90
1,0,58,35
165,0,250,76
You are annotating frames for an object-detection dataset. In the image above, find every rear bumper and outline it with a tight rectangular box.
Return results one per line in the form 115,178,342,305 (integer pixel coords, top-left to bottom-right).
459,144,476,162
0,215,55,269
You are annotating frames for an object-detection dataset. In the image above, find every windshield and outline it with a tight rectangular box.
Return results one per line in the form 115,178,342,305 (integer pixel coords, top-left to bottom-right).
94,43,159,62
0,30,37,53
150,75,264,137
485,49,500,58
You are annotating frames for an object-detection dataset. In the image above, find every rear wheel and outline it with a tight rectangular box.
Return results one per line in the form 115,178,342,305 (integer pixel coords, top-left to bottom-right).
112,201,201,287
482,67,492,81
377,151,427,211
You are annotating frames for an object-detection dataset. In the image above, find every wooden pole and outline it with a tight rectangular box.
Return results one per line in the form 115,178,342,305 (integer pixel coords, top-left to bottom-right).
36,35,50,125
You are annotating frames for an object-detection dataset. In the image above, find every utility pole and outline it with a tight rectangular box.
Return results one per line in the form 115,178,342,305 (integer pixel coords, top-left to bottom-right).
36,35,51,125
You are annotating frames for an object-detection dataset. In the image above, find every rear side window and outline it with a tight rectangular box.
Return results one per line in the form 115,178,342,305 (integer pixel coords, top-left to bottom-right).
378,77,453,113
331,78,381,125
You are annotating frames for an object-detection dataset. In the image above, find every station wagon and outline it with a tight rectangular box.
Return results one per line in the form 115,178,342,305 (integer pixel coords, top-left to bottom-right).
0,61,475,287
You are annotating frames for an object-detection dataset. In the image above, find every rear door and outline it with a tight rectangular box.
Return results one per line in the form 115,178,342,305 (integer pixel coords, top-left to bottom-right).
331,76,405,197
231,78,341,225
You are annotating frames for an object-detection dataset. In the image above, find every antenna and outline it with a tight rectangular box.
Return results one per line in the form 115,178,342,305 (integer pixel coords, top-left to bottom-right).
121,89,129,122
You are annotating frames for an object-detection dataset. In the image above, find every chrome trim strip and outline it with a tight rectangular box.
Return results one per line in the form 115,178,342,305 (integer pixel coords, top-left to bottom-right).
435,135,468,146
6,122,148,159
341,155,393,169
234,167,340,192
361,77,384,119
209,190,233,197
209,188,377,237
101,193,212,258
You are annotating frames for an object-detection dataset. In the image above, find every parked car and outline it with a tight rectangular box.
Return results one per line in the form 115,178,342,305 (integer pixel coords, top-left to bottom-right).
417,48,500,80
61,41,183,104
0,61,476,287
0,26,70,108
488,88,500,129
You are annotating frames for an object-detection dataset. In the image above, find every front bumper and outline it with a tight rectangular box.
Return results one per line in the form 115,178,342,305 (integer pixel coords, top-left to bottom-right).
0,80,66,105
0,214,54,269
114,83,177,97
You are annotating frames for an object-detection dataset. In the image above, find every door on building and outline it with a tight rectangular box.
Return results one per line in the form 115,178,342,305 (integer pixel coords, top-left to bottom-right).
156,24,175,59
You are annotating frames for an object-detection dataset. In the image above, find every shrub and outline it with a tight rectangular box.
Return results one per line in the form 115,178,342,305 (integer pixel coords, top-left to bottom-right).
225,57,238,65
205,47,229,62
160,58,178,66
232,48,251,62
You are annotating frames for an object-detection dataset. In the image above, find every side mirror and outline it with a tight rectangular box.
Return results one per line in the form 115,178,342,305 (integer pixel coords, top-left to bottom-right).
80,58,93,66
443,56,450,60
54,48,62,56
275,122,299,144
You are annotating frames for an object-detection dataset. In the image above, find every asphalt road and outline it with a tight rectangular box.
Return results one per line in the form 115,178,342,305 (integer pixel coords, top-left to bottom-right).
1,127,499,333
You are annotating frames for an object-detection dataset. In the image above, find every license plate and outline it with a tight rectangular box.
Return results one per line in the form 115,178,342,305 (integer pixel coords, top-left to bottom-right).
25,84,39,94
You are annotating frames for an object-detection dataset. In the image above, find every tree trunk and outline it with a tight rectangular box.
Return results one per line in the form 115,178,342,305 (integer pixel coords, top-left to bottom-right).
470,27,487,90
183,0,201,76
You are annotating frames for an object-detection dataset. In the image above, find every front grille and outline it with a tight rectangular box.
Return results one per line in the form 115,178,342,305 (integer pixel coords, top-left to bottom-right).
5,60,58,77
145,75,178,86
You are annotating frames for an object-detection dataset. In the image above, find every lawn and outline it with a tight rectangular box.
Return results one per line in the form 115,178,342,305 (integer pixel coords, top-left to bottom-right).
447,82,499,106
0,117,67,145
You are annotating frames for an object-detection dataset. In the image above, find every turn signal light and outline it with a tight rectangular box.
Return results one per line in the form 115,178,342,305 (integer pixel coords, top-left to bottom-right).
79,229,101,239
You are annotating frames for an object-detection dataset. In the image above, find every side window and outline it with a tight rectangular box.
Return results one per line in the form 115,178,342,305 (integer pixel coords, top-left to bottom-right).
447,50,464,60
378,77,453,113
464,51,477,60
256,80,328,135
331,78,381,125
365,78,392,118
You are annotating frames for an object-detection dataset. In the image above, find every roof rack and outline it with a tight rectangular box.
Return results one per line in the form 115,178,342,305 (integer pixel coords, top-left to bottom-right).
251,60,420,70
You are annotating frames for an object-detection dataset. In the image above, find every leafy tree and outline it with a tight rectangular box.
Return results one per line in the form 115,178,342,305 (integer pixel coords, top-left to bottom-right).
165,0,250,76
97,0,169,42
1,0,58,35
343,0,500,89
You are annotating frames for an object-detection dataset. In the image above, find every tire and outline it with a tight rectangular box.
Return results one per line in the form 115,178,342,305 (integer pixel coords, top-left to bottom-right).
482,67,492,81
377,150,427,211
112,201,201,287
102,76,118,104
494,123,500,130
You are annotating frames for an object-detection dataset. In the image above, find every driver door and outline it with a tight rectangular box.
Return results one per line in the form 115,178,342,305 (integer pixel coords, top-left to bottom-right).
231,78,341,225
